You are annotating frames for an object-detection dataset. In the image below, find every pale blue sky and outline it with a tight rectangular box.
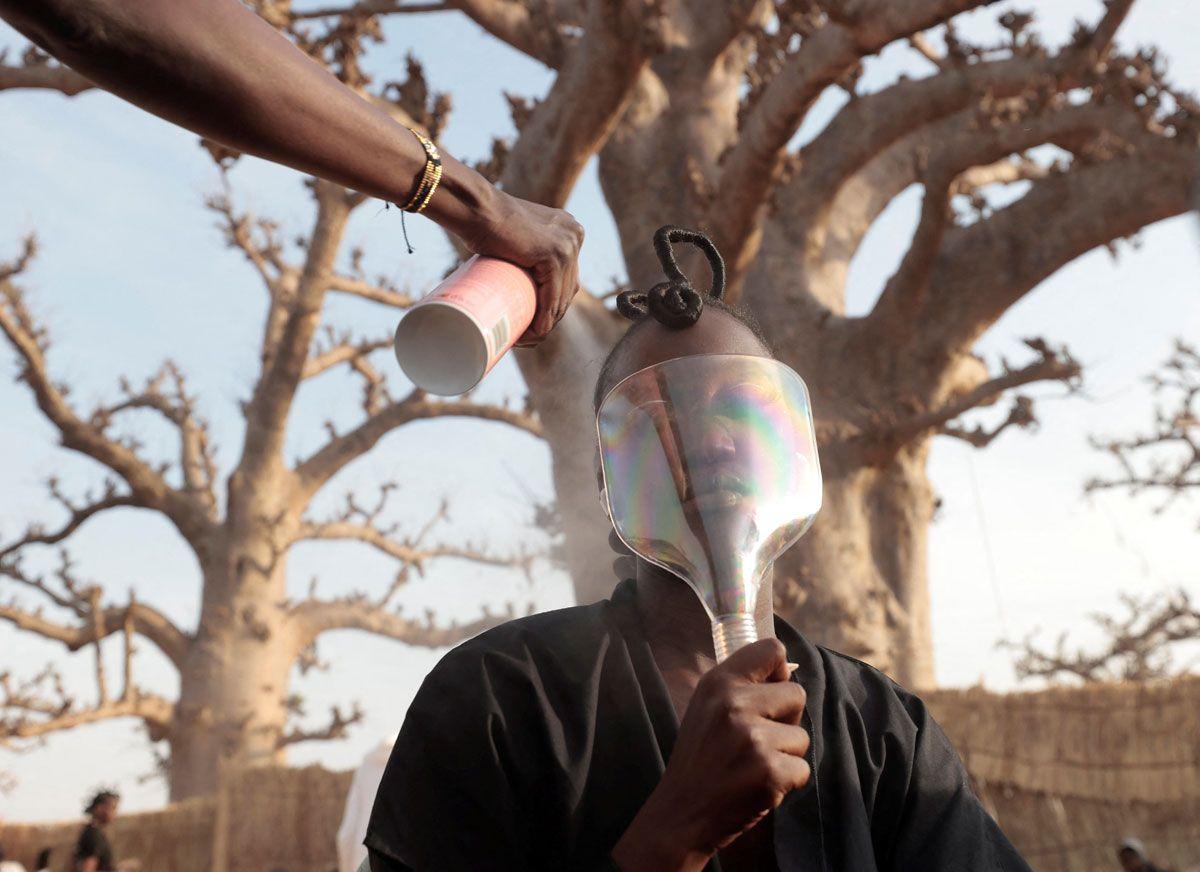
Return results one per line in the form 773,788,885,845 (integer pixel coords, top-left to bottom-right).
1,1,1198,821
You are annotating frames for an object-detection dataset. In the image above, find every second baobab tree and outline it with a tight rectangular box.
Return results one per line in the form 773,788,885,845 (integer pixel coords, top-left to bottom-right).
0,64,543,799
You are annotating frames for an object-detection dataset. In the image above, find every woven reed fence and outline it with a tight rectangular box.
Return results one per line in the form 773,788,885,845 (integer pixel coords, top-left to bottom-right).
2,678,1197,871
927,675,1200,872
215,764,352,872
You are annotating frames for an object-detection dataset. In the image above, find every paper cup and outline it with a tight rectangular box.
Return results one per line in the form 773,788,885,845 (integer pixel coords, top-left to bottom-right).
394,255,537,396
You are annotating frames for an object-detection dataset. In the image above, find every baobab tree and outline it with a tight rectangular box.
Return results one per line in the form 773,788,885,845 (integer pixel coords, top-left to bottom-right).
0,53,543,798
483,0,1198,689
3,0,1197,695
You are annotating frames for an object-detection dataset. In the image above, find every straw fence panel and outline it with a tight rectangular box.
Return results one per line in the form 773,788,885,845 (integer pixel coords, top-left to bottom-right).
926,676,1200,803
218,764,352,872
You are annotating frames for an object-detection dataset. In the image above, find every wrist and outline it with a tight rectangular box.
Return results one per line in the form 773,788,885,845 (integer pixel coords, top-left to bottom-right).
423,155,503,248
612,792,711,872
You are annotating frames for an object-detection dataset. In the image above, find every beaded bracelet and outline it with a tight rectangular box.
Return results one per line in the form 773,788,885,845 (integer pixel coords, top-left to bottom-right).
401,128,442,214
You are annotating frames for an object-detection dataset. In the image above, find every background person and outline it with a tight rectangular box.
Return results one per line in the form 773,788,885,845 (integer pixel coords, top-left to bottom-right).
74,790,119,872
1119,837,1169,872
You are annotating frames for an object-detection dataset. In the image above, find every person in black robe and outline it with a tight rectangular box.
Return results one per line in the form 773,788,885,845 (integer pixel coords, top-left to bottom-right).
366,230,1030,871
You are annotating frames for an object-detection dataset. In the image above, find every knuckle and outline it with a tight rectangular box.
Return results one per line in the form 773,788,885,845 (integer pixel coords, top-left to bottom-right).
788,683,807,710
798,729,812,757
794,683,807,706
744,723,770,755
720,696,744,722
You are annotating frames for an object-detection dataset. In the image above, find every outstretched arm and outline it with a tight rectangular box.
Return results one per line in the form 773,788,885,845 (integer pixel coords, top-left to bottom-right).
0,0,583,341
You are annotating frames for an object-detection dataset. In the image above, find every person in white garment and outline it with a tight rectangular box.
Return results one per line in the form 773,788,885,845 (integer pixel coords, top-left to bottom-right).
337,738,396,872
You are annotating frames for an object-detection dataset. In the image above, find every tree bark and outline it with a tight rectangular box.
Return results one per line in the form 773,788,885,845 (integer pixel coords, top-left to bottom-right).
774,441,936,689
168,491,299,799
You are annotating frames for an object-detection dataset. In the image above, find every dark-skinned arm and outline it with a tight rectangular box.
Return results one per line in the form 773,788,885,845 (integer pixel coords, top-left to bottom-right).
0,0,583,342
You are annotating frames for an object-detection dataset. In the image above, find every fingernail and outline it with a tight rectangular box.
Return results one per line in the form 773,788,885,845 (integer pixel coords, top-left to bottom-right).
786,663,800,674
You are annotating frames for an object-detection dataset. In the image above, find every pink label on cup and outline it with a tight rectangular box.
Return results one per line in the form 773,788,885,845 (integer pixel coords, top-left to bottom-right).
424,256,537,370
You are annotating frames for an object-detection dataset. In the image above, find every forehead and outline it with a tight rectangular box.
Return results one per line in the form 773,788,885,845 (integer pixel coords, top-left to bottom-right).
608,307,769,387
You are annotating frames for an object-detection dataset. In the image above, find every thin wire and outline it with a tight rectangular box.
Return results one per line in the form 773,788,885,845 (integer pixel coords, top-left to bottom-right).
400,211,414,254
383,201,416,254
965,448,1009,635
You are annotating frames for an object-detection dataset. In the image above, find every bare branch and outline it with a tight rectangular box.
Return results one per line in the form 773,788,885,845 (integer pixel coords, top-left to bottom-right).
1087,341,1200,515
498,0,658,206
206,182,292,297
938,395,1036,448
289,1,450,21
303,335,392,380
0,44,93,96
444,0,575,69
121,594,137,701
866,101,1150,330
1004,588,1200,683
325,273,414,308
0,478,139,558
303,325,395,414
876,168,954,316
298,518,536,575
88,588,108,704
295,389,542,497
909,31,947,70
895,338,1082,446
1082,0,1137,59
918,143,1197,354
289,484,540,651
713,0,1007,295
0,585,176,746
236,180,355,486
0,241,216,546
0,666,174,746
276,701,363,748
0,554,190,667
952,155,1049,193
298,484,536,585
772,0,1145,286
97,361,220,513
291,595,526,649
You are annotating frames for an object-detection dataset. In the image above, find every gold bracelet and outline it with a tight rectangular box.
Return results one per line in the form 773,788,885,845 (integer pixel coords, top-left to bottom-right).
401,128,442,213
413,161,443,214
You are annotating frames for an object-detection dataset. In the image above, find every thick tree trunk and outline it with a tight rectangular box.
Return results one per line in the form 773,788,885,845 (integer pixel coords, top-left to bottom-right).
515,295,625,605
169,633,293,799
522,14,754,606
773,442,936,689
167,477,300,800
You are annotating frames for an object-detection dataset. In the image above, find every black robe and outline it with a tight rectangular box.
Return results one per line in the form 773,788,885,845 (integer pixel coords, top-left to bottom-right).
366,579,1030,871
